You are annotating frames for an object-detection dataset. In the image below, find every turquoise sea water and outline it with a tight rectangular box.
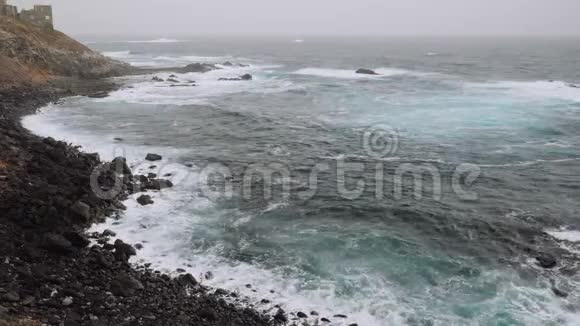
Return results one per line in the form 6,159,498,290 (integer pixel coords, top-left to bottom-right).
23,37,580,325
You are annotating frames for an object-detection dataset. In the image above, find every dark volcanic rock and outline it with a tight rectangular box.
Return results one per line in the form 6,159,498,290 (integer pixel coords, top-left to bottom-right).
240,73,253,80
137,194,154,206
180,63,220,73
355,68,379,75
44,234,73,253
536,254,557,269
63,231,90,248
219,74,253,81
144,179,173,190
145,153,163,161
110,274,144,297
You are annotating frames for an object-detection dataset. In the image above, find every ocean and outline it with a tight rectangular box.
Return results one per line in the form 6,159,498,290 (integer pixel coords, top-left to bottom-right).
22,36,580,325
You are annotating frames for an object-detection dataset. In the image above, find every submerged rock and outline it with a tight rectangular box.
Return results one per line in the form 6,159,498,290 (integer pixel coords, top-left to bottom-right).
355,68,379,75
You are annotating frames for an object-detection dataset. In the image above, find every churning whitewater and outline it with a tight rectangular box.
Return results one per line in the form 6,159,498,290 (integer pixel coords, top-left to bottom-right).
23,37,580,326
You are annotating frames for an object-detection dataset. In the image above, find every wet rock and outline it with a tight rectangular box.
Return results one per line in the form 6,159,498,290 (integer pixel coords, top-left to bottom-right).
114,239,137,260
111,156,132,176
169,74,178,78
102,229,116,237
240,73,253,80
297,312,307,318
181,63,220,73
310,311,319,316
218,74,253,81
137,194,154,206
145,153,163,161
176,273,198,287
274,309,287,323
88,91,109,98
355,68,379,75
167,78,179,83
536,254,557,269
334,314,348,318
143,179,173,190
152,76,164,82
552,286,569,298
222,61,233,66
321,318,331,323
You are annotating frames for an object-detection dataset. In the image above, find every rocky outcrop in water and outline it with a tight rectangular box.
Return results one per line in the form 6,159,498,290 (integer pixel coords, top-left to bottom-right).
180,63,221,73
355,68,379,75
219,74,253,81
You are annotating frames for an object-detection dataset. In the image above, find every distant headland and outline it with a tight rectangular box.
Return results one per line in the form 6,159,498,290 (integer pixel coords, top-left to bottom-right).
0,0,53,29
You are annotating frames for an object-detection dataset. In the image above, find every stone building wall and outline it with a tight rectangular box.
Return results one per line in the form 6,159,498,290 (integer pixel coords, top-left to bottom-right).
19,5,53,29
3,5,18,17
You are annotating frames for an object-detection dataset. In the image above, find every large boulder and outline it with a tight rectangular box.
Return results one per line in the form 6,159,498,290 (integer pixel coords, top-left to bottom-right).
63,231,90,248
145,153,162,161
111,156,132,176
44,234,73,253
355,68,379,75
70,201,92,222
114,239,137,262
137,194,154,206
110,274,144,297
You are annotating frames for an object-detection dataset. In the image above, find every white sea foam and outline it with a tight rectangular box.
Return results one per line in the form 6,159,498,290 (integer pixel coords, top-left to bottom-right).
97,65,295,106
466,80,580,102
102,50,132,59
546,229,580,242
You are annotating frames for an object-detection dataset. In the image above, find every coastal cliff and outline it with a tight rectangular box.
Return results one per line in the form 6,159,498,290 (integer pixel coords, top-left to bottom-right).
0,17,129,88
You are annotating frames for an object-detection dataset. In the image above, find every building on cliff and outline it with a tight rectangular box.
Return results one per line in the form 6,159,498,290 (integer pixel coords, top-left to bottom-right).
0,1,53,29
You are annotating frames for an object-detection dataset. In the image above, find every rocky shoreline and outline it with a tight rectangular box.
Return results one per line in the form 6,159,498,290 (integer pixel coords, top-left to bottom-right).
0,80,278,326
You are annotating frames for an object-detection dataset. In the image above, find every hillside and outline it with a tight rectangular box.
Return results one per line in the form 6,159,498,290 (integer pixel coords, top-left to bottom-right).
0,17,129,88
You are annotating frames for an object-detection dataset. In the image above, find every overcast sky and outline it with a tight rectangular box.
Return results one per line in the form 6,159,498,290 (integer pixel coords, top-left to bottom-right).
9,0,580,36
